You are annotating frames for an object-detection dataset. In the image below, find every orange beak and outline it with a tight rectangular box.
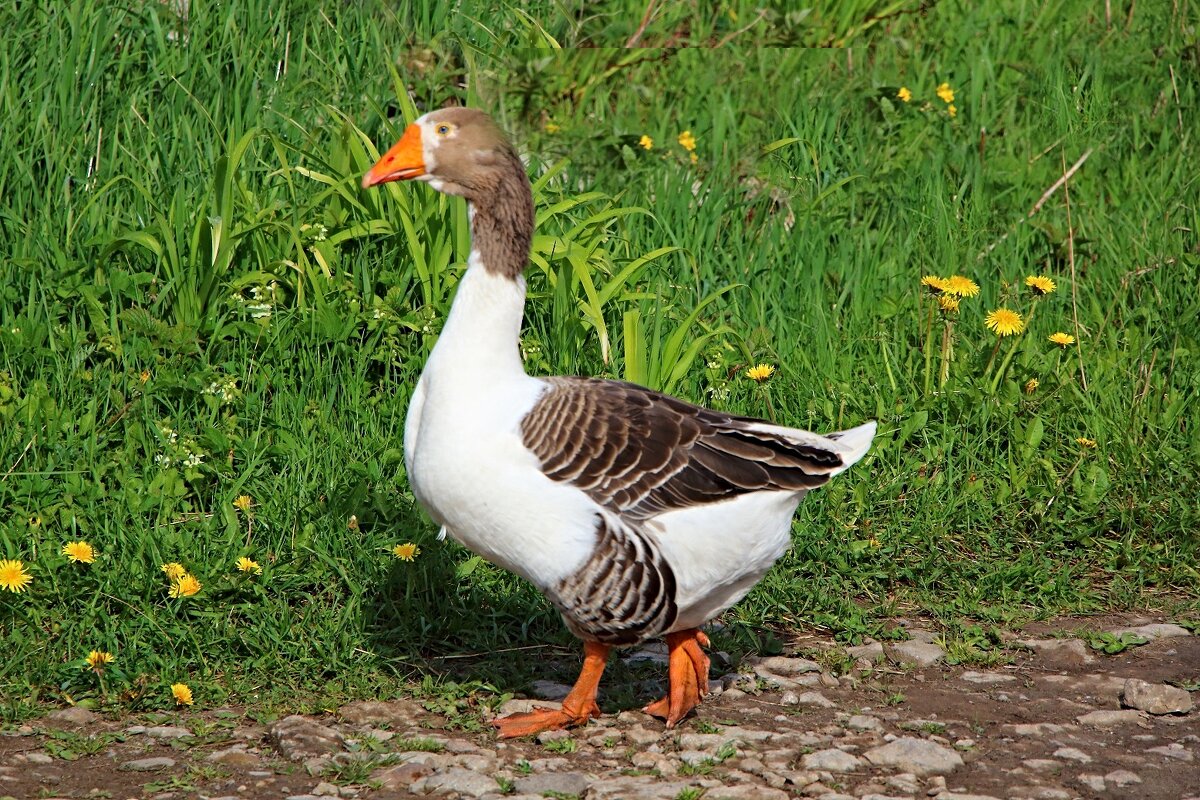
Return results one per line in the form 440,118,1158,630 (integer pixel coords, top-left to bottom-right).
361,123,425,188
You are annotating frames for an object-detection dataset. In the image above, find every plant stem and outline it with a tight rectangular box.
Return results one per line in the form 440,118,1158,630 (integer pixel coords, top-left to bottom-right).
939,317,954,389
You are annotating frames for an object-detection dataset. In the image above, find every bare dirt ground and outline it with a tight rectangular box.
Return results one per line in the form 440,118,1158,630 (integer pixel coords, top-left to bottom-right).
3,613,1198,800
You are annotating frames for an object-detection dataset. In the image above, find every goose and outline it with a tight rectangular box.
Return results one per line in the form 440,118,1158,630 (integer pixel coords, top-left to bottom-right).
361,107,875,738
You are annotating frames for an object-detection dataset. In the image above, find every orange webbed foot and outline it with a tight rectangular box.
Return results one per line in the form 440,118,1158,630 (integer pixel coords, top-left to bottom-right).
644,629,711,727
494,641,610,739
493,700,601,738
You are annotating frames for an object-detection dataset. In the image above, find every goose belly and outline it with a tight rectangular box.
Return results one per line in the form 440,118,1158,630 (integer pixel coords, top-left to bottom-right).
650,490,805,631
406,381,597,591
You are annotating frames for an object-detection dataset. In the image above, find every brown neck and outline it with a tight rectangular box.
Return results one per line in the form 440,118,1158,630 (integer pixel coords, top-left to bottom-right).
467,152,534,281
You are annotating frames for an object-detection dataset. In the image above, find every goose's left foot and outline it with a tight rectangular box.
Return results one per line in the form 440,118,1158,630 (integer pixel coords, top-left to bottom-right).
644,629,711,727
493,641,609,738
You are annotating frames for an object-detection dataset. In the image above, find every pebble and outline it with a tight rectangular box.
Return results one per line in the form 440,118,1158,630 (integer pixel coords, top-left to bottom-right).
144,725,193,739
1121,678,1194,715
1052,746,1092,763
864,736,964,775
960,671,1016,684
269,715,346,761
119,756,176,771
800,748,863,772
887,640,947,667
1076,709,1145,727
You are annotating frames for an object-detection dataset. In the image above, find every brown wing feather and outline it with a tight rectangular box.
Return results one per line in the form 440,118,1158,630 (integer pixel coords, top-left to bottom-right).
521,377,845,519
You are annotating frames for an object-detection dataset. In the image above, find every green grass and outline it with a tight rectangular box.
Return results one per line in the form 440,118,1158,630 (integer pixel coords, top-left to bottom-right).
2,0,1198,716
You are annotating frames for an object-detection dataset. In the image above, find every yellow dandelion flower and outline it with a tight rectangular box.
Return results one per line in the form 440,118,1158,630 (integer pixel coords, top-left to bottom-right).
1076,437,1097,449
1048,332,1076,347
1025,275,1057,295
543,121,560,134
28,514,41,528
232,494,252,513
746,364,776,383
638,135,653,150
161,562,187,581
236,557,262,575
1024,378,1039,394
936,82,955,103
677,130,696,152
943,275,980,297
169,573,202,598
920,275,948,294
62,541,96,564
984,308,1025,336
937,295,960,313
689,152,698,165
171,683,194,706
897,86,912,103
0,560,32,593
139,370,151,383
948,104,957,118
85,650,114,673
392,543,420,562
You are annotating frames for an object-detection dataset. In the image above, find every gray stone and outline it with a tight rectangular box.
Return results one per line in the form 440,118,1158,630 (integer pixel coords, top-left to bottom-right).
375,762,434,789
311,782,341,797
846,642,885,661
412,767,499,797
1077,774,1106,792
1052,746,1092,763
864,736,964,775
119,756,177,771
1146,743,1194,761
1076,709,1145,727
513,772,591,796
707,786,789,800
144,725,193,739
846,714,885,732
1122,678,1194,715
206,745,261,767
1104,769,1142,787
801,748,863,772
46,706,99,726
1021,758,1061,771
960,671,1016,684
625,724,663,745
1016,638,1095,664
1108,623,1192,640
529,680,571,701
588,776,704,799
795,691,836,708
750,655,823,676
22,752,53,764
938,795,1004,800
886,640,946,668
1004,722,1072,736
337,698,425,728
270,715,346,761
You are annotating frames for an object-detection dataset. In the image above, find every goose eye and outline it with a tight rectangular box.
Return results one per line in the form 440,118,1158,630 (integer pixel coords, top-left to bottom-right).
436,124,451,136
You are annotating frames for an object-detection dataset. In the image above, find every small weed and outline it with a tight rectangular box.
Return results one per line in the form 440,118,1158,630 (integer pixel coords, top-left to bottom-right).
677,758,716,776
675,789,706,800
391,736,445,753
714,741,737,762
515,759,533,775
543,793,581,800
43,730,121,761
885,692,907,706
321,754,397,785
543,737,577,754
494,775,515,794
1082,631,1150,654
692,720,723,735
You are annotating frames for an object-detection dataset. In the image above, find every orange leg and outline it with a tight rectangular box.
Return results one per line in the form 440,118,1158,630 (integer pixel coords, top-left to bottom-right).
493,641,610,738
643,629,710,727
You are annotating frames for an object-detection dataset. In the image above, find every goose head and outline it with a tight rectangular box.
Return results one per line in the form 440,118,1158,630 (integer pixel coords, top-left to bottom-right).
361,107,523,201
362,107,534,279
